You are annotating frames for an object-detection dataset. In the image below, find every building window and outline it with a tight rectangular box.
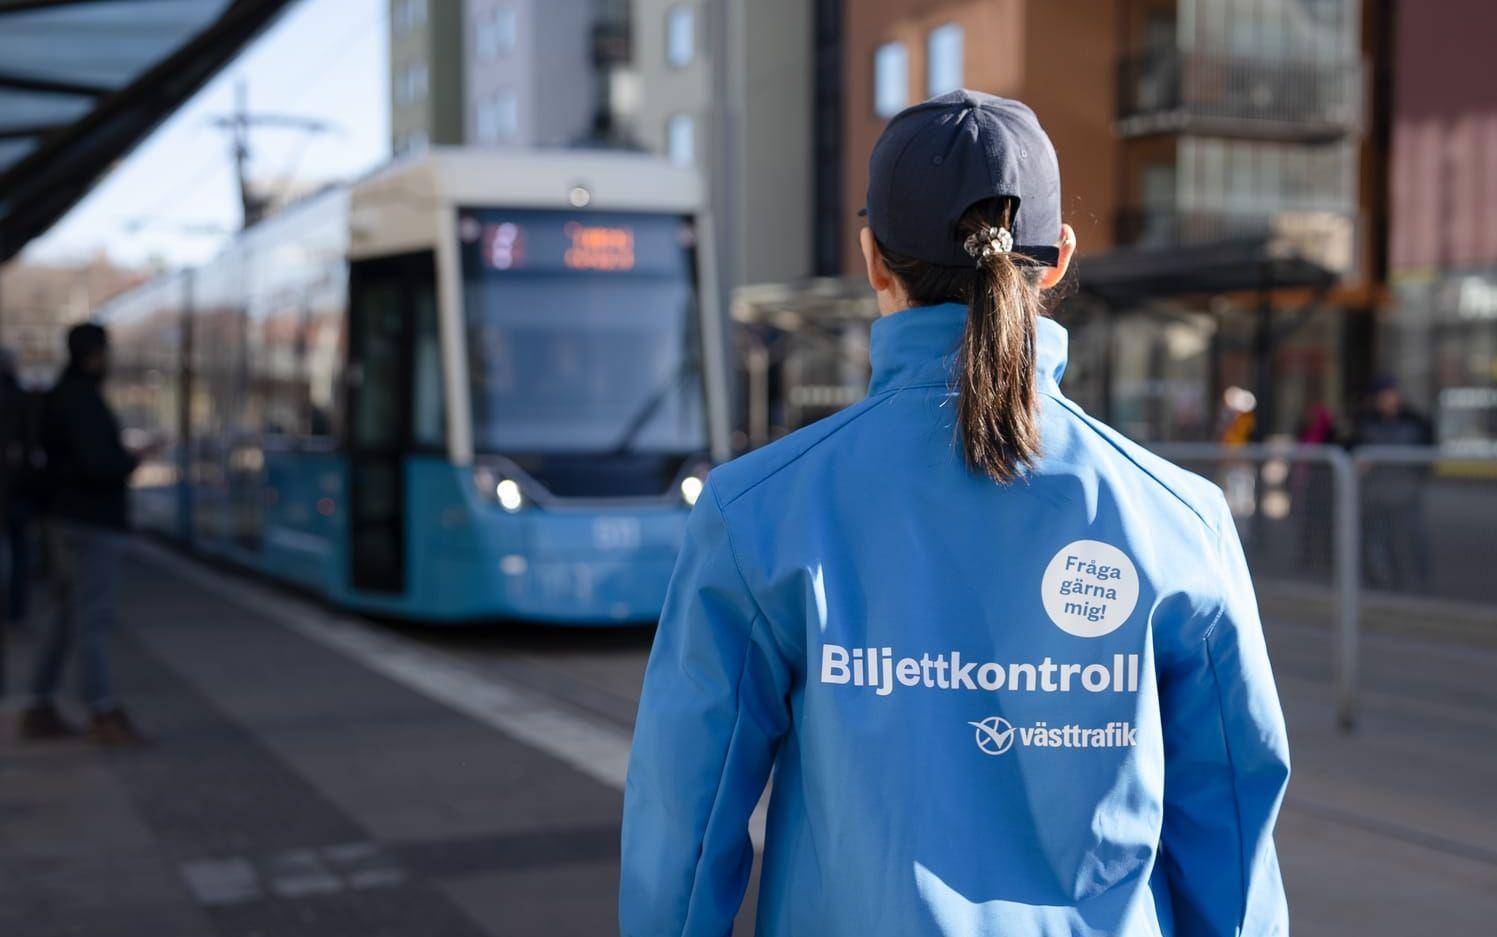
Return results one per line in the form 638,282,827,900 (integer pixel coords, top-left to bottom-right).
666,4,694,68
873,41,908,118
666,113,694,165
393,0,427,37
396,61,428,103
478,90,519,143
927,23,963,96
477,6,517,62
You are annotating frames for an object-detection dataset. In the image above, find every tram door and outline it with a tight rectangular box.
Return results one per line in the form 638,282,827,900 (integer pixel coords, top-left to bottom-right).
345,252,436,594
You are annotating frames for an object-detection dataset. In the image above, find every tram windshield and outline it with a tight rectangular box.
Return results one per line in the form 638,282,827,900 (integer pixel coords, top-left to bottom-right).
459,208,708,456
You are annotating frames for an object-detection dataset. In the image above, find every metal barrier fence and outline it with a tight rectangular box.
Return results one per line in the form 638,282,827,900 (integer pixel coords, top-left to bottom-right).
1149,443,1497,731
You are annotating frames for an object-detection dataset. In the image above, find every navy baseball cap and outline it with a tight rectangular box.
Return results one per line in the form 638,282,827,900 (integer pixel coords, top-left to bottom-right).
864,90,1061,268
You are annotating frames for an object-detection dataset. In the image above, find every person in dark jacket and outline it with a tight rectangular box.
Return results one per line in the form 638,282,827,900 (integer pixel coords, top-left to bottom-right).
19,323,148,745
1352,374,1436,590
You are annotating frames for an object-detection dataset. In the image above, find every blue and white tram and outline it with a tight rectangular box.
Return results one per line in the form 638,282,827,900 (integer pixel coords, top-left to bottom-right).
101,148,728,624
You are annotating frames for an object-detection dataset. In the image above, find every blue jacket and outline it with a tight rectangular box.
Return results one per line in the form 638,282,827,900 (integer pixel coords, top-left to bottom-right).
622,304,1290,937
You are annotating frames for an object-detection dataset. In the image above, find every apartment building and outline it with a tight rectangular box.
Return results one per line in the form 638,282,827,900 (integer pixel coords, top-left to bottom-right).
630,0,816,289
1383,0,1497,447
389,0,465,154
802,0,1372,443
389,0,617,155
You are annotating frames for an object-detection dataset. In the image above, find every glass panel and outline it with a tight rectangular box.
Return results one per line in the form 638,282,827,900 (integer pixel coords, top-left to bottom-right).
666,5,694,67
350,282,404,451
666,113,694,166
495,91,517,139
477,6,517,61
1141,163,1178,245
246,295,305,438
476,100,495,144
397,61,428,103
458,209,707,455
0,0,234,87
412,290,444,449
874,41,909,118
926,23,964,97
104,276,186,489
478,90,518,142
306,297,342,440
1109,309,1215,441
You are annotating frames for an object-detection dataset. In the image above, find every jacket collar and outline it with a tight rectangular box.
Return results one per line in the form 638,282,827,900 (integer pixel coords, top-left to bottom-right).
867,302,1069,396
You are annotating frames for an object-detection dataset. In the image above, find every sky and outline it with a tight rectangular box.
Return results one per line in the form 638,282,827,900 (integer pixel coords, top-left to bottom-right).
24,0,389,270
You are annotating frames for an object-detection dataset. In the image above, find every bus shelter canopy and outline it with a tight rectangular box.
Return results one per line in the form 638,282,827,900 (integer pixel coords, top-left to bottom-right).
0,0,292,263
1077,235,1341,305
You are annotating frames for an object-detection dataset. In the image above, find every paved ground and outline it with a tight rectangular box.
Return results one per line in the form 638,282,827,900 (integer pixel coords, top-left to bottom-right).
2,539,1495,936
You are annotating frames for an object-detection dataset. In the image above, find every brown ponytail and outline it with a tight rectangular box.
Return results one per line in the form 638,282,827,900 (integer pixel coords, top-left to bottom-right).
875,198,1047,484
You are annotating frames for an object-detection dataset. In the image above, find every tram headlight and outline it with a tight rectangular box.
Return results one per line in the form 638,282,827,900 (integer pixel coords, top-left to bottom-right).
473,466,526,513
495,479,525,513
679,465,709,507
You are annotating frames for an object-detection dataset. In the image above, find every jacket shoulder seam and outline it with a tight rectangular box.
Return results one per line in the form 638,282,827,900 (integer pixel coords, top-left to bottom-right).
717,390,903,509
708,481,776,634
1042,390,1232,647
1041,390,1220,535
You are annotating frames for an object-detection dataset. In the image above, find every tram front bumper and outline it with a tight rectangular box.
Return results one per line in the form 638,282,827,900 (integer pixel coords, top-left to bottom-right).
428,507,689,625
485,551,678,624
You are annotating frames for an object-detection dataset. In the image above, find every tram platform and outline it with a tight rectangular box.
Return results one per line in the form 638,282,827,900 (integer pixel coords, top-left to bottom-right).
2,537,1495,936
0,543,630,937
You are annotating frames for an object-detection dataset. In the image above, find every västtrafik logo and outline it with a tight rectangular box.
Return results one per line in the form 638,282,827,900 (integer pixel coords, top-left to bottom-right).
970,716,1016,755
968,718,1138,756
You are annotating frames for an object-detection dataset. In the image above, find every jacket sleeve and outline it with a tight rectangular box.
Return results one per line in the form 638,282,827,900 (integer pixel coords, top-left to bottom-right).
1159,494,1291,936
57,390,137,487
620,480,792,937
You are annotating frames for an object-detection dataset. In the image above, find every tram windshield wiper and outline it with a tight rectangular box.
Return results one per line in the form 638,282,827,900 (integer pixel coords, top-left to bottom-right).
609,358,697,456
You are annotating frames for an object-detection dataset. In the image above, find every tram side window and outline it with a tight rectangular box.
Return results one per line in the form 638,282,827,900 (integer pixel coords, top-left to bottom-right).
351,282,405,452
306,294,344,443
241,276,346,448
412,289,444,449
349,255,443,453
108,299,183,484
249,303,308,441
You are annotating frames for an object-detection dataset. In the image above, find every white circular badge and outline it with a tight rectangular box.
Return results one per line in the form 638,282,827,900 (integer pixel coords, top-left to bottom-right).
1041,540,1140,638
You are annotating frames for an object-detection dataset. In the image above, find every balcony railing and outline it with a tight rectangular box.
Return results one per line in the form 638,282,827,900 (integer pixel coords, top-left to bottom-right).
1116,49,1364,142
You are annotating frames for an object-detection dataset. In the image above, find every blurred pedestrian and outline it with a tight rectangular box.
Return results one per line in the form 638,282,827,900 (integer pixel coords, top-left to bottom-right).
18,324,149,746
622,91,1289,936
1353,374,1434,591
